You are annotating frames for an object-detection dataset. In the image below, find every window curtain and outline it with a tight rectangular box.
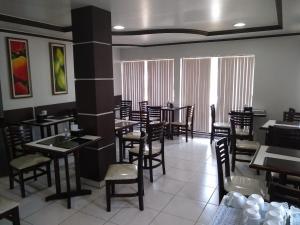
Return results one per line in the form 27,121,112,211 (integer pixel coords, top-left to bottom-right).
121,61,145,110
216,56,255,122
147,59,174,106
181,58,211,132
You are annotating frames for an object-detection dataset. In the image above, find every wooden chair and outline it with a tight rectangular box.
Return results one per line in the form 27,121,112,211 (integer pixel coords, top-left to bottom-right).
282,107,300,122
215,138,266,203
129,122,165,182
230,119,260,172
120,106,132,120
105,132,146,211
147,106,162,124
0,196,20,225
3,124,52,197
171,105,194,142
229,110,254,140
269,182,300,207
139,101,148,112
210,104,230,144
267,126,300,187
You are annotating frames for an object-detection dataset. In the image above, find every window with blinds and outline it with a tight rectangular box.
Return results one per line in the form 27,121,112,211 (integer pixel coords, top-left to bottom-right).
180,58,211,133
216,55,255,122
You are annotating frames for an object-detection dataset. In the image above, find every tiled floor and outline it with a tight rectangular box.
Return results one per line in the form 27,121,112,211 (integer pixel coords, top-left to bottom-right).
0,137,265,225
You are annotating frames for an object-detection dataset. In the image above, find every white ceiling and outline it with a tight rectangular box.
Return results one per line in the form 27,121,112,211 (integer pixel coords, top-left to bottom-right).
0,0,299,45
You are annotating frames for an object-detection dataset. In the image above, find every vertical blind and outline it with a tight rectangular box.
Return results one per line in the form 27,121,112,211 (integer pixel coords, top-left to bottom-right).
216,56,255,122
181,58,211,132
122,61,145,110
147,59,174,106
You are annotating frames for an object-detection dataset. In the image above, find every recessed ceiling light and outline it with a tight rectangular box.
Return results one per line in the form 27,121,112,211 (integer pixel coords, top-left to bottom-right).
234,22,246,28
113,25,125,30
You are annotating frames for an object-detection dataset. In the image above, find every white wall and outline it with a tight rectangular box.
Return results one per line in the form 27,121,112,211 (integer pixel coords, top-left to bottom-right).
120,36,300,120
113,47,122,96
0,32,75,110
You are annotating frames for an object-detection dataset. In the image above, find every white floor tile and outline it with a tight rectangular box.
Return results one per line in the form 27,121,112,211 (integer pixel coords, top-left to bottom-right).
60,211,106,225
149,212,195,225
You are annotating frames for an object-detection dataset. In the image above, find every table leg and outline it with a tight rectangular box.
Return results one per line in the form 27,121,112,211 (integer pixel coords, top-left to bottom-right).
74,150,81,191
53,158,61,194
46,125,52,137
54,124,59,135
40,127,45,139
64,156,71,209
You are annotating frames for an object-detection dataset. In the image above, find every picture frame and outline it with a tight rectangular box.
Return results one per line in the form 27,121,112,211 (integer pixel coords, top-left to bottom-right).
49,43,68,95
7,37,32,98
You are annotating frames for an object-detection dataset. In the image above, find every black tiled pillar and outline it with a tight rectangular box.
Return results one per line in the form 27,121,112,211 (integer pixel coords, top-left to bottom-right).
72,6,115,181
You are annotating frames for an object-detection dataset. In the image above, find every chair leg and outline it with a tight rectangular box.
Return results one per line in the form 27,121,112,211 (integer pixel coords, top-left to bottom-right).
144,158,148,168
19,172,25,198
106,181,111,212
46,164,52,187
138,179,144,211
210,129,214,144
33,169,37,181
149,158,153,183
129,153,133,163
12,207,20,225
162,152,166,175
170,125,174,140
256,169,260,175
111,183,115,194
185,126,188,142
9,168,14,189
231,152,236,172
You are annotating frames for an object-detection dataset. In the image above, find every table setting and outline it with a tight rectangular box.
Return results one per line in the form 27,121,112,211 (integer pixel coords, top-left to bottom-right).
211,191,300,225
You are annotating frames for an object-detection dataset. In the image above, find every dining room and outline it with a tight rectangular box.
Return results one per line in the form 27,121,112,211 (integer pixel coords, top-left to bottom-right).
1,0,300,225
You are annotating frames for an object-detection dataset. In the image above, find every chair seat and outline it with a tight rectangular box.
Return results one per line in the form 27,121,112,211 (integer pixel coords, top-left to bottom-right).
123,131,141,140
105,164,137,181
224,176,266,197
236,128,251,136
129,145,161,156
214,122,230,129
236,140,260,150
0,196,18,215
10,154,51,170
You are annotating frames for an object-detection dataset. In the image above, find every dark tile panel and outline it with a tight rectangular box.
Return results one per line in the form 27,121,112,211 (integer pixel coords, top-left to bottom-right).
73,43,113,79
76,80,114,114
35,102,76,116
79,144,116,181
71,6,111,44
3,107,33,124
77,112,115,146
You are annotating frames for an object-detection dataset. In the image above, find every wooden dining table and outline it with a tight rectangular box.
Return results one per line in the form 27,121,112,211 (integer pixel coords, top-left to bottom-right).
25,134,101,208
250,145,300,181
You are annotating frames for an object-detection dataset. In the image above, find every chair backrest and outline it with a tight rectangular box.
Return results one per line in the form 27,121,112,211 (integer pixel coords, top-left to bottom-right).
210,104,216,124
147,106,162,123
121,100,132,108
139,101,148,112
229,119,237,149
186,105,195,125
230,110,253,135
269,182,300,207
147,122,165,155
139,111,148,132
3,124,33,160
268,126,300,150
215,138,231,198
283,108,300,122
243,106,253,112
120,106,132,120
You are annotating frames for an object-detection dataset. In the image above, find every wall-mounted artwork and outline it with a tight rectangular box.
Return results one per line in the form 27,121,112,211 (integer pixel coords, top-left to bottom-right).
49,43,68,95
7,38,32,98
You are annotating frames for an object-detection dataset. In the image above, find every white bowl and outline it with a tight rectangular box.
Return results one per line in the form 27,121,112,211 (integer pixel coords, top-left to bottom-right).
265,210,284,224
227,192,246,208
243,199,260,212
248,194,264,211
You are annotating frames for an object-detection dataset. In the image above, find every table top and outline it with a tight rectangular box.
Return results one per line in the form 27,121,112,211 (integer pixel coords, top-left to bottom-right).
25,134,101,154
22,115,74,126
229,109,267,117
115,119,139,131
250,145,300,176
161,106,188,111
260,120,300,130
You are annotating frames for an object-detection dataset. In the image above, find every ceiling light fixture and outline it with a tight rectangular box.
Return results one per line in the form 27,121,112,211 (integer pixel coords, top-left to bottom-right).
113,25,125,30
233,22,246,28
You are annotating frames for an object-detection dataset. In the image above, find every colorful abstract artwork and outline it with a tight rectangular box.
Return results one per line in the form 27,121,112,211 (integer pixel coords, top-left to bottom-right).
49,43,68,94
7,38,32,98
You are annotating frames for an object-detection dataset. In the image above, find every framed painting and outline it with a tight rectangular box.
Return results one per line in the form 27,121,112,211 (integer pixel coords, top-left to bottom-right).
49,43,68,95
7,38,32,98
